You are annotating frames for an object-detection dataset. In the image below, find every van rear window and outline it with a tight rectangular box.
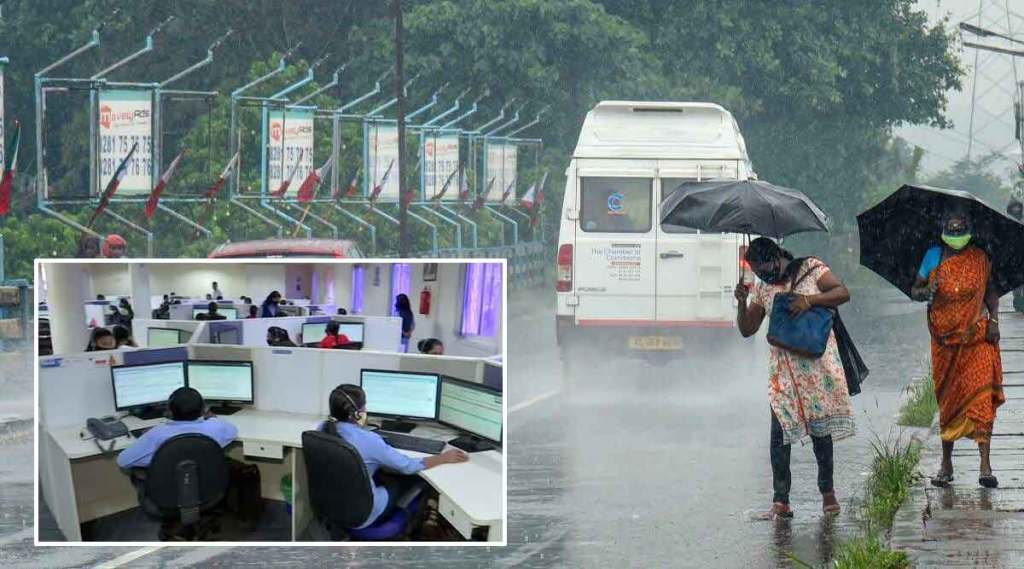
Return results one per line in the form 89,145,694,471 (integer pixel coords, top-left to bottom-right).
660,178,698,234
579,177,652,233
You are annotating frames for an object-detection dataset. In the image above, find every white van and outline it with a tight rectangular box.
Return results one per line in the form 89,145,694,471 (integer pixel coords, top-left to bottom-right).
555,101,754,364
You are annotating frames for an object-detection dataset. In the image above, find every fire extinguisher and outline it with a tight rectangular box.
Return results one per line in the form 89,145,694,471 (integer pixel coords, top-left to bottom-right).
419,287,432,316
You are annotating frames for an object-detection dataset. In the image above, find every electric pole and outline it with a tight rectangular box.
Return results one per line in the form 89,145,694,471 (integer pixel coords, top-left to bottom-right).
394,0,410,257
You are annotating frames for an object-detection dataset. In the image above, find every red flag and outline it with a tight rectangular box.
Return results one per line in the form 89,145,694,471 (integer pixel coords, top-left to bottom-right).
204,151,240,200
500,179,515,204
473,177,496,211
341,166,363,199
144,149,187,220
401,186,419,207
431,167,459,202
520,183,537,211
88,142,138,228
271,149,305,198
297,156,333,203
0,120,21,216
368,159,395,204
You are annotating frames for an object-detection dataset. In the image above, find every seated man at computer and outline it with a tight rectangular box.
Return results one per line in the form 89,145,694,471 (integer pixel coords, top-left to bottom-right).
318,321,351,349
317,385,467,529
117,387,238,469
196,302,227,321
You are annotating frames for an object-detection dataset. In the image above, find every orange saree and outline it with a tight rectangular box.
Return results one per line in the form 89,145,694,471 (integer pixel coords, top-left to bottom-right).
928,246,1004,443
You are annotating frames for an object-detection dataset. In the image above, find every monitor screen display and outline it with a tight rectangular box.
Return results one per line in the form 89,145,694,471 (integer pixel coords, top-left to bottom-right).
360,370,439,420
483,362,503,392
439,377,502,443
148,328,185,348
302,322,327,344
187,361,254,402
112,361,187,410
193,307,238,320
338,322,364,343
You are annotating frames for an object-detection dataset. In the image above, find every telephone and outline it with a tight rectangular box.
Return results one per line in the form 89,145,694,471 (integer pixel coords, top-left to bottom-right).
86,416,128,441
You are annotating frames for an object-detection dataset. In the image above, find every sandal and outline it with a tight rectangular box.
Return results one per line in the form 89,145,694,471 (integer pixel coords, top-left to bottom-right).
979,474,999,488
822,492,841,515
930,471,954,488
753,502,793,520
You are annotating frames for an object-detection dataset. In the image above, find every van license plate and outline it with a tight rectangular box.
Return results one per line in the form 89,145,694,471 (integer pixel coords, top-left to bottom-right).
627,336,683,351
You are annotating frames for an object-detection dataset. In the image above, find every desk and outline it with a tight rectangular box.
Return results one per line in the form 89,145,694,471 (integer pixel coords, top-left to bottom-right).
40,409,503,542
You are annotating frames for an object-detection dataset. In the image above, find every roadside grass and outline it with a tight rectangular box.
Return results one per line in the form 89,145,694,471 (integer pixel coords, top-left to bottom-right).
897,374,938,428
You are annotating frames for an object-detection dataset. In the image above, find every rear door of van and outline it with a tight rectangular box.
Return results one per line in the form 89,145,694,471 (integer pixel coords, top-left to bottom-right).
572,163,657,324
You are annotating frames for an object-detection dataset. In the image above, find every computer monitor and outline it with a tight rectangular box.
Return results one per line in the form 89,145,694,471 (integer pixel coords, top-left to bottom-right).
186,361,253,414
111,361,187,418
439,376,502,444
148,328,189,348
359,369,440,431
192,306,238,319
302,322,328,345
338,322,365,343
483,362,503,392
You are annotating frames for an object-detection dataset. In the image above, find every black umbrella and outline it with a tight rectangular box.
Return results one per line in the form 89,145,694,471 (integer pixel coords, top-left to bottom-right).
660,179,830,238
857,184,1024,298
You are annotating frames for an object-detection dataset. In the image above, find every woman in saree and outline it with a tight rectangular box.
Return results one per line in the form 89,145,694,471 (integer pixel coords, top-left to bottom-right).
911,207,1004,488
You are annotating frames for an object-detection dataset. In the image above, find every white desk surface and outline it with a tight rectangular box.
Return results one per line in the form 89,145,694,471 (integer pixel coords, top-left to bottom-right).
47,408,503,525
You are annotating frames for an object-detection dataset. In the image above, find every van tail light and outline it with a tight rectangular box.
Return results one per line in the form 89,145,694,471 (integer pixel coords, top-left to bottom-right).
556,244,573,292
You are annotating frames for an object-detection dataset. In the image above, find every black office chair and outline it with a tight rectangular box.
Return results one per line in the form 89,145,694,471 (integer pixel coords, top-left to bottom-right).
301,430,424,541
135,433,230,541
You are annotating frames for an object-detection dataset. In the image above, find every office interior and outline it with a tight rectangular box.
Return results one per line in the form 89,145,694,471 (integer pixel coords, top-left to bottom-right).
37,260,504,543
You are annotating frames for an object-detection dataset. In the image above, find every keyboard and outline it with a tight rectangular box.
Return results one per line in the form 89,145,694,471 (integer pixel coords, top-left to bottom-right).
378,431,446,455
130,427,152,438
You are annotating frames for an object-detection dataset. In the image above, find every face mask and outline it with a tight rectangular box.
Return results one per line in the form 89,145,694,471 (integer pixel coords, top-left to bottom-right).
942,233,971,250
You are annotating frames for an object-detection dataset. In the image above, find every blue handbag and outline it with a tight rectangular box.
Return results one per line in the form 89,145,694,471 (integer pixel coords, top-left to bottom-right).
766,260,835,358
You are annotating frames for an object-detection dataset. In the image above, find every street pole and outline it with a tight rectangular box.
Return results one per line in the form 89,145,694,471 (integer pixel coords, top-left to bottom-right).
395,0,410,257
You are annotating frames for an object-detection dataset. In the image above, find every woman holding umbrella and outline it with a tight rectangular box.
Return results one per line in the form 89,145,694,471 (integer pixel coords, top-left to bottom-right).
910,206,1004,488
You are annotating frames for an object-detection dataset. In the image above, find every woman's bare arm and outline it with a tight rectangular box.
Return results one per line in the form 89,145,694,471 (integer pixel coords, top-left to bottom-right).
806,271,851,308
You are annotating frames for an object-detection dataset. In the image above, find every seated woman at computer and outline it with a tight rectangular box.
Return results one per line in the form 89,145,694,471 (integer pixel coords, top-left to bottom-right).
86,327,117,351
318,385,467,529
196,302,227,321
116,387,238,469
266,326,297,347
417,338,444,355
318,321,352,349
247,305,259,319
261,291,284,318
112,325,137,348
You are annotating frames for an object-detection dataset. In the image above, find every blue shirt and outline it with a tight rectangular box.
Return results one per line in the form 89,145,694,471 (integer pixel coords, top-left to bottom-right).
398,309,414,334
116,418,238,469
327,421,426,528
918,245,942,280
261,302,281,318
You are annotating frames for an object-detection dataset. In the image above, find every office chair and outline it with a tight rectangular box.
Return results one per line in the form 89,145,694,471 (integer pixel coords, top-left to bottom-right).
135,434,230,541
301,430,424,541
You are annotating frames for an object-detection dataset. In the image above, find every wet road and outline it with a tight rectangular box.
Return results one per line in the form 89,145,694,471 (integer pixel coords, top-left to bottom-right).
1,287,930,568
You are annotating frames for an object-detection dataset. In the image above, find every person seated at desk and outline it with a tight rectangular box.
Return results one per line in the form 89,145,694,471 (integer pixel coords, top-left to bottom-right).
85,327,117,351
318,321,352,349
195,302,227,321
117,387,238,469
417,338,444,355
112,324,137,348
267,326,297,347
337,308,348,315
317,385,468,529
247,305,259,319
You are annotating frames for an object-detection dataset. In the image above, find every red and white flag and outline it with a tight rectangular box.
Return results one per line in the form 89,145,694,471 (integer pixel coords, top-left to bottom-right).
204,151,240,200
0,120,21,216
368,159,395,203
473,176,496,211
271,149,305,198
88,142,138,228
457,167,470,202
297,156,333,203
431,167,459,202
336,165,361,200
144,149,187,219
521,171,547,210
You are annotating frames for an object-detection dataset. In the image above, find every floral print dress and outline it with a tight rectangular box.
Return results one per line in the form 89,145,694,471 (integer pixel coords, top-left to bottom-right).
752,258,856,445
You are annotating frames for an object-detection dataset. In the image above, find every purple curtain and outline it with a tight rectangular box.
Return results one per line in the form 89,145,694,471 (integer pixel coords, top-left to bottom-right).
390,264,412,316
461,262,502,337
351,266,365,314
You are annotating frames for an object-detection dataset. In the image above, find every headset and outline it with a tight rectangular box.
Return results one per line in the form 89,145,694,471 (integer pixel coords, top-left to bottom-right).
335,386,364,422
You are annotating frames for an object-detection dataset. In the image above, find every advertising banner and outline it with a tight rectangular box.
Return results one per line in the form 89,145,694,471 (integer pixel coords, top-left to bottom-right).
98,90,153,195
366,122,400,201
423,133,460,200
267,109,315,196
485,141,516,202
